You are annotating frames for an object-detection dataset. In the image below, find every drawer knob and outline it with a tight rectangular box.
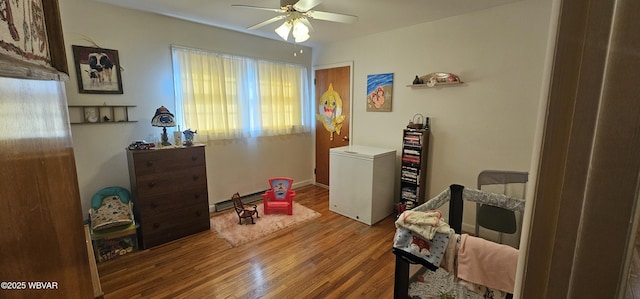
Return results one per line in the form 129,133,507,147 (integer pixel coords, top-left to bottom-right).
146,160,154,167
196,211,201,217
191,156,198,161
150,202,158,208
153,223,160,229
148,182,156,187
193,175,199,181
194,194,200,199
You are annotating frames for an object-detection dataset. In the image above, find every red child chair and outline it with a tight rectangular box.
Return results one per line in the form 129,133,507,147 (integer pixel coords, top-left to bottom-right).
262,177,296,215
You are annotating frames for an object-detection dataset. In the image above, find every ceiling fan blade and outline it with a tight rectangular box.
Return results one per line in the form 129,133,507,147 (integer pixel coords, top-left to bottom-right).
292,0,323,12
247,15,288,30
232,4,284,14
306,10,358,24
299,17,315,32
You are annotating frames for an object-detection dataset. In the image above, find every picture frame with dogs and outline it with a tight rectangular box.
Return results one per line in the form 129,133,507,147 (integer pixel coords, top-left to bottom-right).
72,45,123,94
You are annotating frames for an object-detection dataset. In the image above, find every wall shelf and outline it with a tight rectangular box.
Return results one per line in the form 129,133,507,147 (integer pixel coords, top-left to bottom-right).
407,82,464,88
68,105,136,124
407,72,463,88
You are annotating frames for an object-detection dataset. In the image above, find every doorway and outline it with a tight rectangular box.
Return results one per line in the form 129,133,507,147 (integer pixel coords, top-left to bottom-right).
314,64,352,186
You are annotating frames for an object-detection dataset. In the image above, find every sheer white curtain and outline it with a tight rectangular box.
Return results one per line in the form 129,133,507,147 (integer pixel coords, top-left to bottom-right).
171,46,310,141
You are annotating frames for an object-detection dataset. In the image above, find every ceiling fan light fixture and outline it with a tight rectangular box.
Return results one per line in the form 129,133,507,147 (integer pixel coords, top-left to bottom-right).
293,32,310,43
235,1,358,43
275,21,292,41
292,19,309,43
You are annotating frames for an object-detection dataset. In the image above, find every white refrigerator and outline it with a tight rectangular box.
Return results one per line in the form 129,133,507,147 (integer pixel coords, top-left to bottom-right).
329,145,396,225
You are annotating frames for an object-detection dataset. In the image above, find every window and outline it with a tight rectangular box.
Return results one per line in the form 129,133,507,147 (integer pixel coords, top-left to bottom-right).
171,46,311,141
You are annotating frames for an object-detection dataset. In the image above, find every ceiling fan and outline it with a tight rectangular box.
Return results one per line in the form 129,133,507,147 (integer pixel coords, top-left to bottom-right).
232,0,358,43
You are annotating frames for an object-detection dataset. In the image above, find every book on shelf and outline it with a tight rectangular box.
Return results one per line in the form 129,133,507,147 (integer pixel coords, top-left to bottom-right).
404,130,424,135
403,149,420,155
401,194,417,201
401,155,420,163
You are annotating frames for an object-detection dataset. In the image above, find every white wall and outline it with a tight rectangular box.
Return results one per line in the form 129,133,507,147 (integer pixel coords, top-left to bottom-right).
59,0,553,226
315,0,552,237
59,0,314,216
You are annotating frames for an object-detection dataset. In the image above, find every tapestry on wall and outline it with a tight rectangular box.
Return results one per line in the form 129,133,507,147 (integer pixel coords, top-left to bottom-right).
0,0,51,67
367,73,393,112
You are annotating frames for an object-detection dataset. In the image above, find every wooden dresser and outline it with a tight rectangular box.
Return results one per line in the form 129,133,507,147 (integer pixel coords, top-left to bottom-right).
127,145,210,249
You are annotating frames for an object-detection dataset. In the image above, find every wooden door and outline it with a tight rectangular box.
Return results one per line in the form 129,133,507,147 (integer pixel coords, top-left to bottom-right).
315,65,351,186
0,78,94,298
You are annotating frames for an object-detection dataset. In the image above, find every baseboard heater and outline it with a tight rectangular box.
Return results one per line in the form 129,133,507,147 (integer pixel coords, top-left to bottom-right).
214,190,267,212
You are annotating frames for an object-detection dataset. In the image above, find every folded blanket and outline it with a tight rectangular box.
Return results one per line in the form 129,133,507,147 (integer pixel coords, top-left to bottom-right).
457,234,518,294
393,228,452,271
440,231,458,274
395,210,451,240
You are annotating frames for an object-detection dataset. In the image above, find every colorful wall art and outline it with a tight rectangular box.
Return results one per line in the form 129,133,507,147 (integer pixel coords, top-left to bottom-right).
367,73,393,112
72,45,123,94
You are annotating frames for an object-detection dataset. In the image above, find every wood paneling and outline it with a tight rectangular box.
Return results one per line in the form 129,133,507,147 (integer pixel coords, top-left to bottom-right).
97,185,397,298
0,77,93,298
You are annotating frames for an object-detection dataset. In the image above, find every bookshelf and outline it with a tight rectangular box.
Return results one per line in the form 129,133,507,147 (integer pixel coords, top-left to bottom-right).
400,128,430,207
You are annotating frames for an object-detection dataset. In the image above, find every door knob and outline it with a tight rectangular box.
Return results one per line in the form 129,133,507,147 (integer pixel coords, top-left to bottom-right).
342,136,349,141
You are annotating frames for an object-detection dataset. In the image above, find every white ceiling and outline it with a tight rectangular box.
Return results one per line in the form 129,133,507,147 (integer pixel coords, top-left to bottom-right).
94,0,521,47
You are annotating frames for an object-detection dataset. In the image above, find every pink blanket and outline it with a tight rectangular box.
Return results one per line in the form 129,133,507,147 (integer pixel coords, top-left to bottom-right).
457,234,518,293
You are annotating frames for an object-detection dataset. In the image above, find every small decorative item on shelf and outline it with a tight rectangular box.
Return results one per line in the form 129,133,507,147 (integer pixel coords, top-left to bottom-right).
182,129,197,146
173,125,182,146
408,72,463,88
173,131,182,146
86,110,98,123
151,106,176,146
407,113,428,129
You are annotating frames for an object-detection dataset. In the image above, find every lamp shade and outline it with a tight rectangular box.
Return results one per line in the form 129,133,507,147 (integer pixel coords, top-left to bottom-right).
151,106,175,127
292,20,309,43
275,21,292,41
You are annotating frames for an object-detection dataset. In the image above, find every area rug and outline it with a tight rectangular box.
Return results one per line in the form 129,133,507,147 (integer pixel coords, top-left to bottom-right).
210,201,320,247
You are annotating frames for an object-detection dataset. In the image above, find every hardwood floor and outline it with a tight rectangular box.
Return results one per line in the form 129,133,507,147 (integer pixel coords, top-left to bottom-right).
97,185,398,298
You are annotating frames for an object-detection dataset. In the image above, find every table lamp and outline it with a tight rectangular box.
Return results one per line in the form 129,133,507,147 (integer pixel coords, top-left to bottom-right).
151,106,176,146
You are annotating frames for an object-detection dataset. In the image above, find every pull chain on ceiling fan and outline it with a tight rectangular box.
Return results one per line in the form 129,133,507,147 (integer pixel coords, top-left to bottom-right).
232,0,358,43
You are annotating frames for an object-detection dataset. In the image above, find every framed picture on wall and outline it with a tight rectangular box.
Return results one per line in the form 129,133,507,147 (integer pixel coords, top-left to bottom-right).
367,73,393,112
72,45,123,94
0,0,69,81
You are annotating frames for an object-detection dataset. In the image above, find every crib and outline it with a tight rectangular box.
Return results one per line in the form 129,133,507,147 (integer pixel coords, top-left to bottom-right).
392,184,526,299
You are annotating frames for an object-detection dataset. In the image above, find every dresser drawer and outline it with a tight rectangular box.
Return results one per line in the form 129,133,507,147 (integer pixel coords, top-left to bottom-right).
135,166,207,197
139,204,210,248
137,188,208,216
129,146,205,176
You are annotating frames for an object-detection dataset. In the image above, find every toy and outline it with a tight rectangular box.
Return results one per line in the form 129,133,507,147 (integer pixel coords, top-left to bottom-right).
128,140,155,150
183,129,197,146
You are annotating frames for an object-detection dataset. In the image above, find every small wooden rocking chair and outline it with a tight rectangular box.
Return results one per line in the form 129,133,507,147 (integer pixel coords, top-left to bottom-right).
232,192,259,224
